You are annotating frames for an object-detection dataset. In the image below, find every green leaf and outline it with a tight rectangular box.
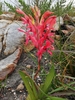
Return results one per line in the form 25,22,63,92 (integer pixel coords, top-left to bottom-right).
43,65,55,92
19,71,38,100
39,65,55,99
47,96,67,100
49,87,64,94
36,84,66,100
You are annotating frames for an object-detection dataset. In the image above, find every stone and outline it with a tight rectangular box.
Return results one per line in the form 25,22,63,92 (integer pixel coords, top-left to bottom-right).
61,30,69,35
54,16,64,30
26,64,32,69
3,21,25,55
57,16,64,25
16,83,24,91
0,12,15,20
0,19,26,80
0,42,2,53
0,20,12,53
66,25,75,32
0,19,12,28
72,17,75,22
0,48,22,80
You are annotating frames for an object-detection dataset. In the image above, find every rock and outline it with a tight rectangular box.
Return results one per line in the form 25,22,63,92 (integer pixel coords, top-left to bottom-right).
54,23,59,31
54,16,64,30
0,20,25,55
0,19,12,28
66,25,75,32
72,17,75,22
26,64,32,69
0,20,12,53
16,83,24,91
0,19,26,80
0,12,15,20
0,48,22,80
61,30,69,35
0,35,3,42
3,21,25,55
57,16,64,25
0,42,2,52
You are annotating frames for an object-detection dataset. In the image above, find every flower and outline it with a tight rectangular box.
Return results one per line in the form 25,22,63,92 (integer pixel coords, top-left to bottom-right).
16,6,56,78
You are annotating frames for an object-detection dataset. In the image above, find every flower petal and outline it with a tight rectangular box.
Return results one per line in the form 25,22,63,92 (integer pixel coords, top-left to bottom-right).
40,11,53,24
30,36,38,48
16,9,26,16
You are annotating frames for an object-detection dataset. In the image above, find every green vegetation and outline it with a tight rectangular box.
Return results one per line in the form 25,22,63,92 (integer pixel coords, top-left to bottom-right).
4,0,74,16
19,66,66,100
0,0,75,99
0,2,3,14
4,0,32,15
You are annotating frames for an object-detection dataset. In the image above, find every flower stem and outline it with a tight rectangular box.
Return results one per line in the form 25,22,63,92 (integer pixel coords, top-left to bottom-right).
34,61,40,79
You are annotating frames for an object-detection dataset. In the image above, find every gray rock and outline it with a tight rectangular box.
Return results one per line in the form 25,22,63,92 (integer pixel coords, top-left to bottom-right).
0,20,12,53
0,48,22,71
0,48,22,80
54,16,64,30
3,21,25,55
0,20,25,55
0,19,12,29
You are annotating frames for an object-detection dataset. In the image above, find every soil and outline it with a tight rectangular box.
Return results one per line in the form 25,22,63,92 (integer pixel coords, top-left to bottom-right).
0,49,75,100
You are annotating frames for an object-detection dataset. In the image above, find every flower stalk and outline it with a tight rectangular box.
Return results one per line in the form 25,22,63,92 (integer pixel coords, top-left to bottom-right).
16,6,56,78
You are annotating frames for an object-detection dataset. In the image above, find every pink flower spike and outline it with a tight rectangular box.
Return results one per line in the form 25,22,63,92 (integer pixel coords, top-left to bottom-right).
17,6,56,78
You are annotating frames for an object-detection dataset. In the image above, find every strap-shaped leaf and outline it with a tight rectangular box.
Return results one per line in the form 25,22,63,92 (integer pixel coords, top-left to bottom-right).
46,96,67,100
43,65,55,92
19,71,38,100
39,65,55,99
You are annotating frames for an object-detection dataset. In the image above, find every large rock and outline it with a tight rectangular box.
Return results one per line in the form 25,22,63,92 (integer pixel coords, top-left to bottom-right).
0,20,12,53
0,20,25,55
3,21,25,55
0,48,22,80
0,19,25,80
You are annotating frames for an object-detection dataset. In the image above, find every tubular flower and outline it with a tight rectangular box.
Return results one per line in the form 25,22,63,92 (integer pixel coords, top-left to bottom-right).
16,6,56,78
16,6,56,61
